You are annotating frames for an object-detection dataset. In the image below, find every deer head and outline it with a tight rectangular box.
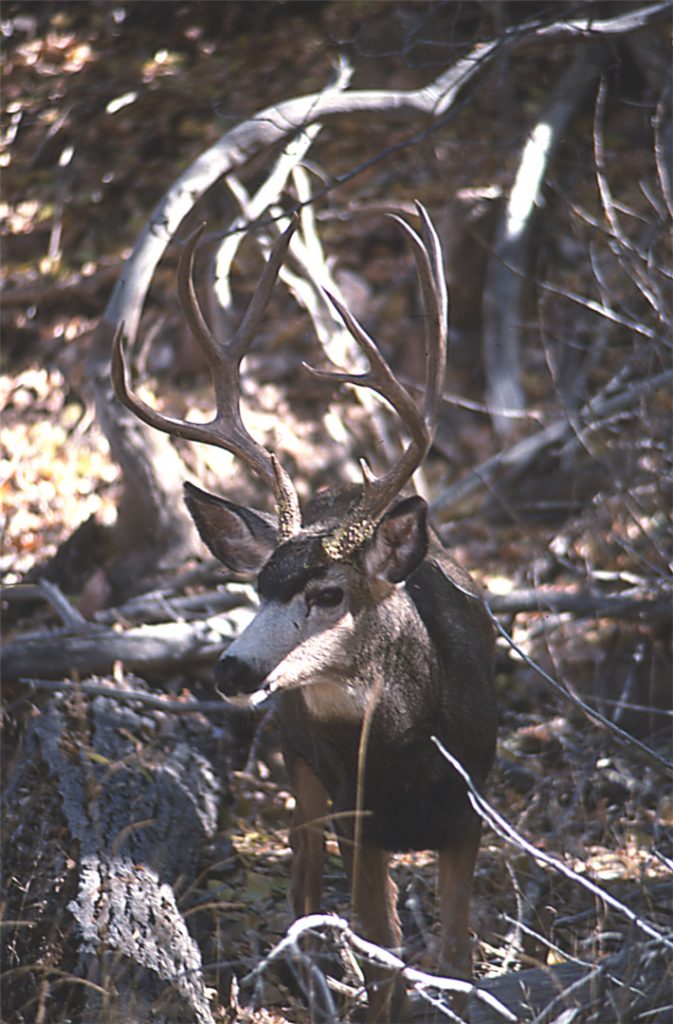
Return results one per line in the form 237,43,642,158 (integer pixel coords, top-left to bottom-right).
113,202,448,709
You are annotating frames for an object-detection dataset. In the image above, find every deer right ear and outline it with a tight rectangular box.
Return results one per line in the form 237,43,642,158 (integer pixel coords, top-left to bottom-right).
184,481,277,573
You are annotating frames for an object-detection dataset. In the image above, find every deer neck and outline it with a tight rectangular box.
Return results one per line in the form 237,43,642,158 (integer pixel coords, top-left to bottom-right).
298,585,437,723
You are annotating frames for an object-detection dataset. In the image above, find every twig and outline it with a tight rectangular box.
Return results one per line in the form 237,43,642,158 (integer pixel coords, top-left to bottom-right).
501,860,525,972
19,677,231,715
37,579,100,633
484,604,673,778
432,740,673,951
243,705,279,775
241,913,518,1021
593,78,627,248
500,914,593,970
529,957,613,1024
430,369,673,518
94,584,255,626
536,278,659,338
612,642,646,727
591,77,670,325
554,881,672,930
579,696,672,719
653,86,673,220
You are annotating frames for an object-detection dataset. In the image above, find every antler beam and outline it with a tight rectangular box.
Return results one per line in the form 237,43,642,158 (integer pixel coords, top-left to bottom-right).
306,201,448,559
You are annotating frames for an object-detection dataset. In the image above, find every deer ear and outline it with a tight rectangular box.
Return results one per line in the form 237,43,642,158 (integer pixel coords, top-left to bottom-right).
364,495,428,583
184,482,277,573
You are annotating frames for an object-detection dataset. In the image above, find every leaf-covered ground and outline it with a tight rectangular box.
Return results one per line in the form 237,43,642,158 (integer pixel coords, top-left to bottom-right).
2,3,671,1022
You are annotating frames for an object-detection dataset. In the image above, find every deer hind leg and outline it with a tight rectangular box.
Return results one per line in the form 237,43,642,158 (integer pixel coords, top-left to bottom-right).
288,756,329,918
337,832,410,1024
437,817,482,993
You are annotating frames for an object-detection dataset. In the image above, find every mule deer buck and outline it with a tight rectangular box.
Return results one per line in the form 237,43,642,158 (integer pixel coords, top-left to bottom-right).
112,204,497,1022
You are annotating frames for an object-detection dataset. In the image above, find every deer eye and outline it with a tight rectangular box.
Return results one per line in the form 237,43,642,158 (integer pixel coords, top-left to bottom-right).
308,586,344,610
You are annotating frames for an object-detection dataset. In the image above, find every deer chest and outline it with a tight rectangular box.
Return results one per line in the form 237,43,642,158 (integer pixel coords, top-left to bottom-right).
279,691,474,852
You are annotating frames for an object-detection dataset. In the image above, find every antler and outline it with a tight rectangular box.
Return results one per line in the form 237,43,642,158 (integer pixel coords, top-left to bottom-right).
111,220,302,541
306,201,448,560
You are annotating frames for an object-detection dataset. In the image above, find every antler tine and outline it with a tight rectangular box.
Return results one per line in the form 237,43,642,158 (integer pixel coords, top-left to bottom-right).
391,201,448,433
315,203,448,561
112,219,301,534
305,289,428,452
176,223,219,365
111,321,240,452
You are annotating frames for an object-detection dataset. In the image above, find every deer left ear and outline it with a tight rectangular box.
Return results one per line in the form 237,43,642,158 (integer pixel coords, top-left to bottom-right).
364,495,428,583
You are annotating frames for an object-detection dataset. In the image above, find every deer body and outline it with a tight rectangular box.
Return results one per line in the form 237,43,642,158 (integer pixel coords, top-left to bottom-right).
113,204,496,1022
281,551,495,855
278,540,495,854
185,482,496,1020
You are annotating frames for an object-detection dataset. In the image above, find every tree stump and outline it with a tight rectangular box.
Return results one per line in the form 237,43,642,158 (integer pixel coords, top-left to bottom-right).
3,683,229,1024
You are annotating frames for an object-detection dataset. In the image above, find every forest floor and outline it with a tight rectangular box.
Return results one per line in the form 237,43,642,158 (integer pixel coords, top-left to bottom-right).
2,3,671,1023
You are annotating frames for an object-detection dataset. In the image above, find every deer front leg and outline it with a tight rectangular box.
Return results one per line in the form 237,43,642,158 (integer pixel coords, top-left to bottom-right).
437,817,482,984
288,756,329,918
337,832,409,1024
286,758,334,1022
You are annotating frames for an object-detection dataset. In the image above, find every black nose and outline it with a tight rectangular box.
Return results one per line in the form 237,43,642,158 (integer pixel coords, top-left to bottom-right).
214,656,266,698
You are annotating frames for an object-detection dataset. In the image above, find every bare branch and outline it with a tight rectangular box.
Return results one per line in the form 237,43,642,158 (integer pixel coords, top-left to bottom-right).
94,51,492,348
483,604,673,779
242,913,517,1022
19,677,231,716
1,614,239,684
37,579,98,634
211,60,352,313
487,584,671,620
94,3,669,350
431,369,673,518
433,740,673,947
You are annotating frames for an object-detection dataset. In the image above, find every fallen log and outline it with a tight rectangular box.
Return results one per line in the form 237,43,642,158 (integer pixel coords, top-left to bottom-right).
1,609,253,684
467,945,672,1023
487,586,672,621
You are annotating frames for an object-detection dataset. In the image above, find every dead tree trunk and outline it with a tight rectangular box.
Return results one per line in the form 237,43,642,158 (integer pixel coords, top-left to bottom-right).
481,42,608,438
87,4,668,591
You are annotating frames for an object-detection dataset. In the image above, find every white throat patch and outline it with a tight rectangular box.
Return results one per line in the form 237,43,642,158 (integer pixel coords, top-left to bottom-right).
298,675,369,722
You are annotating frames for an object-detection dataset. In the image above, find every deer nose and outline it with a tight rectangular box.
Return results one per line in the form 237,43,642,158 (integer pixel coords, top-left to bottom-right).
214,655,266,698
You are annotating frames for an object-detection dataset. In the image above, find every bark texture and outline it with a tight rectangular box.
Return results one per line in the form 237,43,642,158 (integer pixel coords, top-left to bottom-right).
3,684,227,1024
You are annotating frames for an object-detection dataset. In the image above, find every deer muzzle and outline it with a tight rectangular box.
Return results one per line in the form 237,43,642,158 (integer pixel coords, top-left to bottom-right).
214,655,273,707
